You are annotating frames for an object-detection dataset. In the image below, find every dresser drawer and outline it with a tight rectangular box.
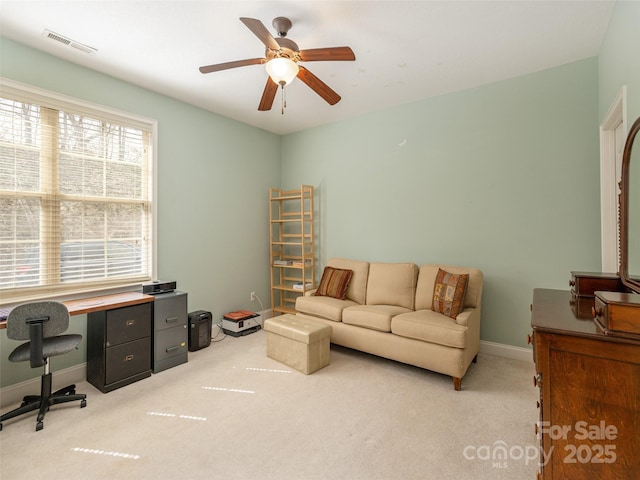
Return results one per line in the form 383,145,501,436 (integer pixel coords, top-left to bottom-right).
106,303,152,346
594,291,640,337
569,271,624,297
105,337,151,385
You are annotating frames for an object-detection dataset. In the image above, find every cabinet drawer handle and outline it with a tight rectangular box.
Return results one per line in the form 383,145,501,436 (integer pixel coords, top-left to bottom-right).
165,316,179,324
126,319,136,327
591,306,603,318
124,354,134,362
533,373,542,387
527,334,533,345
166,345,180,353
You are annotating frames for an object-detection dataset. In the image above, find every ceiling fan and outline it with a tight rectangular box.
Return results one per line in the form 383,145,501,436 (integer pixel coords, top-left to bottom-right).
199,17,356,112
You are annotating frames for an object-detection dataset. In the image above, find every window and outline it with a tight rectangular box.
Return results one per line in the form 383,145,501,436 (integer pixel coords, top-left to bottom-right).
0,79,155,304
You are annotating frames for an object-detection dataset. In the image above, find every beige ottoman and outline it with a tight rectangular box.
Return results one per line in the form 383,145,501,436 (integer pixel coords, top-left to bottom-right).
264,314,331,374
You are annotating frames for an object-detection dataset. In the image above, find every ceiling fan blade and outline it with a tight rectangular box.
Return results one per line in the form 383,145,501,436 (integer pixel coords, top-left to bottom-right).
240,17,280,51
199,58,265,74
298,46,356,62
258,78,278,111
297,66,341,105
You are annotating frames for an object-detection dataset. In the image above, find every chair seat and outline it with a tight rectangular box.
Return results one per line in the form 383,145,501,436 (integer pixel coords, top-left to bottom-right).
8,334,82,363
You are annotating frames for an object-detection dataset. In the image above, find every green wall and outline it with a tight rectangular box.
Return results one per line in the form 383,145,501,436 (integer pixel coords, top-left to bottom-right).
599,0,640,125
0,38,281,387
280,58,602,348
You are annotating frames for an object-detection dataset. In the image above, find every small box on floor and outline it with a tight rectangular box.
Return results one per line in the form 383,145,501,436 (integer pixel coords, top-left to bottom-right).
222,310,261,336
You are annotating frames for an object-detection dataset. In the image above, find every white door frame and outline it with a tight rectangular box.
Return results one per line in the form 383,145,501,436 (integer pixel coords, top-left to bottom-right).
600,86,627,272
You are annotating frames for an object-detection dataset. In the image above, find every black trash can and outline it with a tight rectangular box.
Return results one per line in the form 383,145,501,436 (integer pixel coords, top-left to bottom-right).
187,310,212,351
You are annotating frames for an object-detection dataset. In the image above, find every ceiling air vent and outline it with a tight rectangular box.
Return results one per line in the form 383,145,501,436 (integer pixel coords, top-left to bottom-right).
42,29,97,54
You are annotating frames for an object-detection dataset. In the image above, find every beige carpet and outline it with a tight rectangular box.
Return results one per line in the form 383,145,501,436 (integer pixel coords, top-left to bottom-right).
0,327,539,479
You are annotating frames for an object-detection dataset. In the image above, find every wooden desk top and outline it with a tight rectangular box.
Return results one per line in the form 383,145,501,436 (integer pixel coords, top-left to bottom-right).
0,292,154,329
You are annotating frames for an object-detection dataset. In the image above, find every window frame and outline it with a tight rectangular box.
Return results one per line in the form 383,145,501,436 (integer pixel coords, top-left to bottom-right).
0,78,157,305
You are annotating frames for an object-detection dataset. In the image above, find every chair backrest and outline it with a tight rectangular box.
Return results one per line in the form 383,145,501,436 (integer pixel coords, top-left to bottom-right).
6,301,70,341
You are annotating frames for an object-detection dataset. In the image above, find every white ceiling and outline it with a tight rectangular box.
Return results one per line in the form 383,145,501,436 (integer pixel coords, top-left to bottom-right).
0,1,615,135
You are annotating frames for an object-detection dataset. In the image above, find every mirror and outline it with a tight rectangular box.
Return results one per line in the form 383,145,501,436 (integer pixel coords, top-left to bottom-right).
619,116,640,293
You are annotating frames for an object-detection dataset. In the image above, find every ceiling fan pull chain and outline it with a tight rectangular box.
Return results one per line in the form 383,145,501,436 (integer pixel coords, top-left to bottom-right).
281,84,286,115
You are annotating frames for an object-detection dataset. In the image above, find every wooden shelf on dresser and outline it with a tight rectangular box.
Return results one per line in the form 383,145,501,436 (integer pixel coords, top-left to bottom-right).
530,288,640,479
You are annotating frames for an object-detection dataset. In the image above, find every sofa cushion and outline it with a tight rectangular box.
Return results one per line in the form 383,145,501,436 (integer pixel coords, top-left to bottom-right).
432,268,469,319
342,305,412,332
325,258,370,304
315,266,353,300
391,310,468,349
415,264,483,311
365,262,418,309
295,295,357,322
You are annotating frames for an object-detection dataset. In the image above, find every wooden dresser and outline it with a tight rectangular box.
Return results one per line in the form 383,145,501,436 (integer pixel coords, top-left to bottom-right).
530,288,640,479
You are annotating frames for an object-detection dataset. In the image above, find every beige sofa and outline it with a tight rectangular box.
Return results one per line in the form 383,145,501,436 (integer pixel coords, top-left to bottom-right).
295,258,483,390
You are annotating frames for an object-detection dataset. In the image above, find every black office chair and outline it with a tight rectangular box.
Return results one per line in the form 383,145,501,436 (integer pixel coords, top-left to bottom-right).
0,301,87,431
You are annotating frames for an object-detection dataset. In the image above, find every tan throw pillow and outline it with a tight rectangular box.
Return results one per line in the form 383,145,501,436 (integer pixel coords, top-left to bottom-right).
432,268,469,319
315,266,353,300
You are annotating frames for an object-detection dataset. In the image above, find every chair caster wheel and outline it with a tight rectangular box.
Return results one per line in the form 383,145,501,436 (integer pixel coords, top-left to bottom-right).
81,399,87,408
36,421,43,431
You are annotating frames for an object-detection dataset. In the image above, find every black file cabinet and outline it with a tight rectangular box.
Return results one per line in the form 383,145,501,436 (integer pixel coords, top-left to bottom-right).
87,302,152,393
152,291,188,373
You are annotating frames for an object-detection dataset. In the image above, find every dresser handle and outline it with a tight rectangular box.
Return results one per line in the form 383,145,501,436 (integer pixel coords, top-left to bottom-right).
592,306,602,318
166,316,179,324
166,345,179,353
124,354,134,362
569,279,575,287
126,319,136,327
527,334,533,345
533,373,542,388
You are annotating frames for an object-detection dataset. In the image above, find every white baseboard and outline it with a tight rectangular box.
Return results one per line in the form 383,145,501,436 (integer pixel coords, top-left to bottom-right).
479,340,533,363
0,363,87,409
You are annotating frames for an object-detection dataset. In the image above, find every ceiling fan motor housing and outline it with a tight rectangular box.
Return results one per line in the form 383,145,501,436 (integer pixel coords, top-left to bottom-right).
267,38,300,62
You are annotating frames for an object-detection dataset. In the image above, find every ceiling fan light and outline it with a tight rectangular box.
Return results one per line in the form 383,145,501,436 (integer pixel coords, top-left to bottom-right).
266,57,299,86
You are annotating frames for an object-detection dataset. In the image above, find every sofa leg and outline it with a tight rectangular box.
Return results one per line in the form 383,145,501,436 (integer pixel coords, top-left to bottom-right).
452,377,461,391
472,354,478,363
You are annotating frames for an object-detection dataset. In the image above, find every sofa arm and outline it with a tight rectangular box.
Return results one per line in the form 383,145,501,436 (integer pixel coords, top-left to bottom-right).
304,289,318,297
455,307,479,327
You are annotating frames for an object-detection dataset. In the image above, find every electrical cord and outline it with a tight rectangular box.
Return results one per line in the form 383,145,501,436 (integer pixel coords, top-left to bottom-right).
211,322,227,342
251,293,265,326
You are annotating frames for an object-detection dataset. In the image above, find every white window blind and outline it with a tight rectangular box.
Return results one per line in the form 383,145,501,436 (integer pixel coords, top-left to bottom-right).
0,80,154,303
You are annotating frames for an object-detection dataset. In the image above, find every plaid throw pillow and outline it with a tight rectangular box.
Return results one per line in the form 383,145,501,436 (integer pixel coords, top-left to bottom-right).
315,266,353,300
432,268,469,319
